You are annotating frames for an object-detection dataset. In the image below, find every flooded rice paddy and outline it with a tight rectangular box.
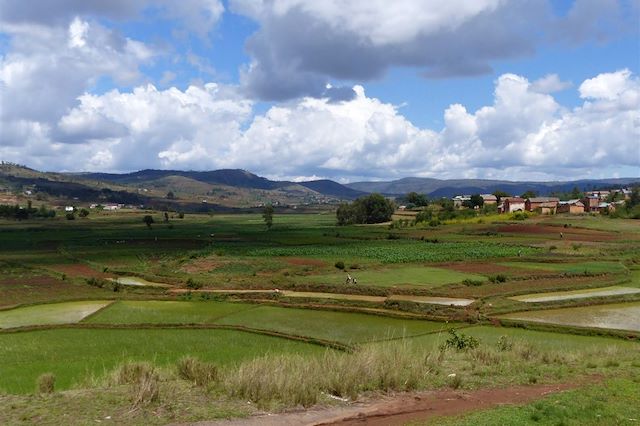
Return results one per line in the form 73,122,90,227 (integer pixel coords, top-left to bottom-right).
0,300,112,329
510,286,640,303
499,302,640,332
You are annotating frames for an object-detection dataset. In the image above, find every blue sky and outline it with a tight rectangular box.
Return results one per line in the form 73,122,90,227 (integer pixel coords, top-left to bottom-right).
0,0,638,181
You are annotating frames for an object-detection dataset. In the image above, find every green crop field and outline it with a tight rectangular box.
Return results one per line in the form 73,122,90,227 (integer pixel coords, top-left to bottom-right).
0,328,328,394
298,266,487,288
85,300,256,324
499,261,627,275
215,305,455,343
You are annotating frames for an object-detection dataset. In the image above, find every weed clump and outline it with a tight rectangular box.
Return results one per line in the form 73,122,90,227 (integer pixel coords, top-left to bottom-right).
111,362,160,407
334,261,345,270
440,329,480,351
462,279,484,287
176,356,218,387
488,274,507,283
36,373,55,395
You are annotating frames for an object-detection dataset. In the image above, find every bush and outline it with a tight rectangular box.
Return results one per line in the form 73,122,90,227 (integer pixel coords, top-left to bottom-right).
496,335,514,352
462,279,484,287
176,356,218,387
488,274,507,283
65,212,75,220
334,261,345,270
440,329,480,351
186,278,202,289
78,208,90,218
36,373,55,394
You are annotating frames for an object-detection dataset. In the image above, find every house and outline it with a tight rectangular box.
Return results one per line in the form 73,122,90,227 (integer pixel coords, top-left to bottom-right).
581,195,600,213
452,195,471,208
557,200,585,214
500,197,526,213
64,206,74,212
103,204,120,211
525,197,559,212
480,194,497,204
537,202,558,215
587,190,610,200
597,202,615,213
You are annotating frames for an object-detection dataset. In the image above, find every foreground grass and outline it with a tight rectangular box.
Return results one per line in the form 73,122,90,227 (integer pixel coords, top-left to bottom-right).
429,377,640,425
0,328,327,394
2,333,639,424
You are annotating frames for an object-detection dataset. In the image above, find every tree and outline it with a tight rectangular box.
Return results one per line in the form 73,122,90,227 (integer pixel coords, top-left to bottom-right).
336,194,394,225
404,192,429,207
163,211,169,222
466,194,485,209
627,186,640,210
166,191,175,199
521,190,538,199
492,190,511,203
143,215,154,229
570,186,582,199
262,205,274,229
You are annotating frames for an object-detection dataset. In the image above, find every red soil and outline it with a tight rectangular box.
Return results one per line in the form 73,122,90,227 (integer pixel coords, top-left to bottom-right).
322,382,585,425
283,257,328,267
47,263,115,278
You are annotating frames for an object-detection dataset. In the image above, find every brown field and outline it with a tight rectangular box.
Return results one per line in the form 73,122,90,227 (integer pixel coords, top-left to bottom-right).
47,263,115,279
0,275,109,308
283,257,328,267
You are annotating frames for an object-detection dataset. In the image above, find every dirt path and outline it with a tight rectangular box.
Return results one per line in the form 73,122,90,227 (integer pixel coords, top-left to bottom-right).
187,381,590,426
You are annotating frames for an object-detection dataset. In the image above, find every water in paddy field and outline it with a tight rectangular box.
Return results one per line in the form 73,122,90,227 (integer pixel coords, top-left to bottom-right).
500,302,640,332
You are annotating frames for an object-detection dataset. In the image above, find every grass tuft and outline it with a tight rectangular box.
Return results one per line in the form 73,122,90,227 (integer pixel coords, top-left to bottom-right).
36,373,55,395
176,356,218,387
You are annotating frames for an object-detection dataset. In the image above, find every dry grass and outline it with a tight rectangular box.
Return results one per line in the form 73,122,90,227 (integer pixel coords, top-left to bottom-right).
176,356,218,387
36,373,55,394
110,362,160,407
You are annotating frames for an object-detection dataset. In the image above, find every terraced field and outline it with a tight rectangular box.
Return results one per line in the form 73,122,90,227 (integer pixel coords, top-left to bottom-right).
0,301,112,329
499,302,640,332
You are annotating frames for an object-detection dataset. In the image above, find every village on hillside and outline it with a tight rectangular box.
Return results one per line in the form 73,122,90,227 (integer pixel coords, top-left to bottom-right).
449,188,634,215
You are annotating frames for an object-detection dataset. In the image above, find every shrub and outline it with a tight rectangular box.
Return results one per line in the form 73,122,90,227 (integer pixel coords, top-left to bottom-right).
186,278,202,289
65,212,75,220
440,329,480,351
496,335,514,352
462,279,484,287
488,274,507,283
176,356,218,387
36,373,55,394
334,261,345,270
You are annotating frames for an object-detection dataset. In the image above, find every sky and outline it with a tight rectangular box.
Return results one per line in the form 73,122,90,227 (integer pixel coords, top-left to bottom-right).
0,0,639,182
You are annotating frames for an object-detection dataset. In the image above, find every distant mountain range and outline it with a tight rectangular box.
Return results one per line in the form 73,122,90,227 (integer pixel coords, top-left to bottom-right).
1,164,637,209
79,169,365,199
346,177,640,197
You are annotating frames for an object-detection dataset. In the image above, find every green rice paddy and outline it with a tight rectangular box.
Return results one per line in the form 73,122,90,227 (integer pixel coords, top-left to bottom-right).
0,328,327,394
0,300,112,329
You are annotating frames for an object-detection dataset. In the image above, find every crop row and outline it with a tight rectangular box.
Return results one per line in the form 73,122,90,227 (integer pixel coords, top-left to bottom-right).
238,241,539,263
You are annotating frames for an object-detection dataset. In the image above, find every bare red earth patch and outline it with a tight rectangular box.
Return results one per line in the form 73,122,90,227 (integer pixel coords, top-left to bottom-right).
283,257,328,267
47,263,115,279
181,258,227,273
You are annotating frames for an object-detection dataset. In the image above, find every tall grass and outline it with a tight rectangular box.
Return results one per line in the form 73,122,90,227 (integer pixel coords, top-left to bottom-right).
224,340,433,408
